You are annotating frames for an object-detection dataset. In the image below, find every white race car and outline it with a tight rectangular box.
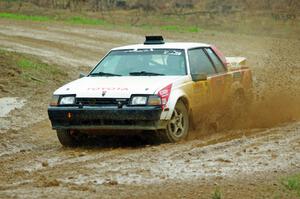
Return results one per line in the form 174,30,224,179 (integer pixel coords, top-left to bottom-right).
48,36,252,146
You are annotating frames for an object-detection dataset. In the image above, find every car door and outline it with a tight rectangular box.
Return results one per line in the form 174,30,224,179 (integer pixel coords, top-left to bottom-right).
187,48,217,121
204,47,230,104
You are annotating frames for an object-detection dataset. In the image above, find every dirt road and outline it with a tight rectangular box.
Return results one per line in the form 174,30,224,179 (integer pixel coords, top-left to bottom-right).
0,19,300,198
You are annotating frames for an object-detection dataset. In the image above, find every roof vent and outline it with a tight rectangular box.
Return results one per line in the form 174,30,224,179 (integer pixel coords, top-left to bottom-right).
144,35,165,45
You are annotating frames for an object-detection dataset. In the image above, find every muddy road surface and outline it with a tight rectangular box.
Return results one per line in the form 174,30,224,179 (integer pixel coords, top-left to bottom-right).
0,19,300,198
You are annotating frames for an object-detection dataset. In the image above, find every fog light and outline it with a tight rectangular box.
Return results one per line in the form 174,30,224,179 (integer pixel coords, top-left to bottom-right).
67,112,72,119
147,95,161,106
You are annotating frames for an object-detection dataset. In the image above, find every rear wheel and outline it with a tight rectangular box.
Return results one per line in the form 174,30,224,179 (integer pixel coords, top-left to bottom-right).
56,129,80,147
159,101,189,143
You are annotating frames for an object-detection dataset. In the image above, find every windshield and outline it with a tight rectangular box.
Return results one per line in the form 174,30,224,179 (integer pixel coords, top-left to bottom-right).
90,49,187,76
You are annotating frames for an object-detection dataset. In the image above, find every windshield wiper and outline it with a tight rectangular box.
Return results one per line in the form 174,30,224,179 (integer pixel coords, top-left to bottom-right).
89,72,121,77
129,71,164,76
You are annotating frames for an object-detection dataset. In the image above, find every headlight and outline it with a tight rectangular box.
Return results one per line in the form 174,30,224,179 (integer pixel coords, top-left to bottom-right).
59,96,75,105
130,96,148,105
50,95,59,106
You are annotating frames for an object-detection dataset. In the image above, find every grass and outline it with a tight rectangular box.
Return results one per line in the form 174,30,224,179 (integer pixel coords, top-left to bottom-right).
211,187,221,199
0,12,201,33
2,51,66,82
161,25,200,33
0,12,51,22
0,48,70,99
0,12,108,26
17,58,42,69
282,173,300,197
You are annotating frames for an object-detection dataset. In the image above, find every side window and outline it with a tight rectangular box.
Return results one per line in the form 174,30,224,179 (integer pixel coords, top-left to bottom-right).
188,48,216,75
205,48,226,73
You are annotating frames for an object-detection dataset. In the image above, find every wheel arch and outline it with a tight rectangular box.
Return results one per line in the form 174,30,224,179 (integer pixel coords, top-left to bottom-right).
177,96,190,111
164,89,190,120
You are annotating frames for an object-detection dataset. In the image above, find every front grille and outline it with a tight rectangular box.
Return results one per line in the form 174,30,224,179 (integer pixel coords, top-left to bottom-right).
76,98,129,106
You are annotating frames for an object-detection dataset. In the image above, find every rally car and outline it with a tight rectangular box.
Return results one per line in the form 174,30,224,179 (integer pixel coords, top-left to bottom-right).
48,36,252,147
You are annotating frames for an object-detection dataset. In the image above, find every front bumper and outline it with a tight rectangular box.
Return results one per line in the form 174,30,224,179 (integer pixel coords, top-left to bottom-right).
48,106,166,130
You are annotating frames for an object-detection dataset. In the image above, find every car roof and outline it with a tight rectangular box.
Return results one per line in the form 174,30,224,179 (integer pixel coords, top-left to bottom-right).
111,42,211,51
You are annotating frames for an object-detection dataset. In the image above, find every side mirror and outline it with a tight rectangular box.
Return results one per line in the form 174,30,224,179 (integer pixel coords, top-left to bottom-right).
79,73,86,78
191,73,207,81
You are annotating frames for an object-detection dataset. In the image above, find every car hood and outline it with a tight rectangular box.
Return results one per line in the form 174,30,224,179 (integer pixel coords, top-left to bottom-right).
54,76,183,98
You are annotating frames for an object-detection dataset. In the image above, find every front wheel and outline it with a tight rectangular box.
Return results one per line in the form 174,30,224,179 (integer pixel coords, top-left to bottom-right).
159,101,189,143
56,129,80,147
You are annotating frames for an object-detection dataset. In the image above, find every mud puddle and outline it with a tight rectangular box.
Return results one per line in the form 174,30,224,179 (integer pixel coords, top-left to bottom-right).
0,97,26,133
0,97,25,118
62,123,300,185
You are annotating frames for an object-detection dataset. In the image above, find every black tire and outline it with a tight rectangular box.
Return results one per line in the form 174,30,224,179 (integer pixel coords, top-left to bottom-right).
56,129,79,147
159,101,189,143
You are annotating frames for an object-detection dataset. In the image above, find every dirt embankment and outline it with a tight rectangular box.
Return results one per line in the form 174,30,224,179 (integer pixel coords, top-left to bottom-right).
0,18,300,198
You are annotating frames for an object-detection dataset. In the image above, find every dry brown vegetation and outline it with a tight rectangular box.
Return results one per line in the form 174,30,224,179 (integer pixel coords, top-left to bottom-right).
3,0,299,12
2,0,299,20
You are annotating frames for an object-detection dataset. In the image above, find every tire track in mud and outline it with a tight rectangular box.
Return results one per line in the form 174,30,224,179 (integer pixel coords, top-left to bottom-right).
0,19,142,68
0,34,98,67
